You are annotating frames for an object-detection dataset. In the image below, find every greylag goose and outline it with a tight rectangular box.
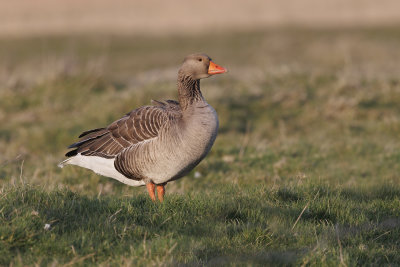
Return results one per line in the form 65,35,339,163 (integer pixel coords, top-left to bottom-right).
58,53,226,202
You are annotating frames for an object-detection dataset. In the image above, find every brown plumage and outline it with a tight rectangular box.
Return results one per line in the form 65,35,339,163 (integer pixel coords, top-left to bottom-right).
66,102,178,158
58,53,227,202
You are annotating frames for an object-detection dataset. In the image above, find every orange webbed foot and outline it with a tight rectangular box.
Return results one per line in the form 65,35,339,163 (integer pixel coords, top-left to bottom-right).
156,184,165,202
146,183,156,202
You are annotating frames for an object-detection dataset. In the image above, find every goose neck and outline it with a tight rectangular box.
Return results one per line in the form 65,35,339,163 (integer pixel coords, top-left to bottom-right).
177,72,204,110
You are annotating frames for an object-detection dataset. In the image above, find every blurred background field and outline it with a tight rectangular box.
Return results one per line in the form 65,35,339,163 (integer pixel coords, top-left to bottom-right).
2,28,400,194
1,1,400,266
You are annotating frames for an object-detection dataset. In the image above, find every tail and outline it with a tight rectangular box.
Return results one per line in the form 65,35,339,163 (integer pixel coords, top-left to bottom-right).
60,127,108,168
58,158,73,168
64,127,108,158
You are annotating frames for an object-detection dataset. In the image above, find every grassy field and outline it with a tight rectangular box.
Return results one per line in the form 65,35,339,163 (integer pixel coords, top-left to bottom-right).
1,28,400,265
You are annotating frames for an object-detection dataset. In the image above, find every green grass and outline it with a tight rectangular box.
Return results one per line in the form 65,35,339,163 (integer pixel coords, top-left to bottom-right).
1,27,400,265
2,184,399,266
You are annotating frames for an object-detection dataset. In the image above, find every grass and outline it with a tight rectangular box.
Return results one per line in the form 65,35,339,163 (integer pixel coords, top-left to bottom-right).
2,184,400,266
1,27,400,265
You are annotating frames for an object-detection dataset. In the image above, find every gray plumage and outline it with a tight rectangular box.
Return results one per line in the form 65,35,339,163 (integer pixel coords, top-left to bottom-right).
58,53,226,196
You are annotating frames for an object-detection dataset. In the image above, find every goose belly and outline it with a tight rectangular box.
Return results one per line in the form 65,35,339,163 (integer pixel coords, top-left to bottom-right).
145,109,218,184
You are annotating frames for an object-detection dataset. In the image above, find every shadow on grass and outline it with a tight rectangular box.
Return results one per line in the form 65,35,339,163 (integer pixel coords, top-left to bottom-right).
203,249,306,267
1,183,400,265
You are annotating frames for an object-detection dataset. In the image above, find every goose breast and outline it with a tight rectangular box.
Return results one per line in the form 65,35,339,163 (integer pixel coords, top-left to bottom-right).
141,102,218,184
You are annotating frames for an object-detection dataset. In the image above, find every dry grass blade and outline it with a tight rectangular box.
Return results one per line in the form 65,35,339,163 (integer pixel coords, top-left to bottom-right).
62,253,95,267
372,230,391,242
292,190,320,231
335,225,347,267
291,201,310,231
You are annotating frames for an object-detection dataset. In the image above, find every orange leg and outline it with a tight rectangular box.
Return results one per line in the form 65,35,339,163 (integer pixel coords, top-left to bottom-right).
156,184,165,202
146,183,156,201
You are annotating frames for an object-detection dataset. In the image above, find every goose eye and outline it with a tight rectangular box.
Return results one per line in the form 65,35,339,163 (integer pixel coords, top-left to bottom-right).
198,58,202,62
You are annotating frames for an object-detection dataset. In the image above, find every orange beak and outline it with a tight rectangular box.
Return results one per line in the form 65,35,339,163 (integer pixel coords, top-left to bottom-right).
208,61,227,75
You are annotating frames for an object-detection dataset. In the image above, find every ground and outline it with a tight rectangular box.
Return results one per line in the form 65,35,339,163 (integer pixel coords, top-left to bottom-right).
1,27,400,265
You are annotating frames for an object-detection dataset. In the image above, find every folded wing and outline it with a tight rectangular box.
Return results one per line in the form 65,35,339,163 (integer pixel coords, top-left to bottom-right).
65,100,181,159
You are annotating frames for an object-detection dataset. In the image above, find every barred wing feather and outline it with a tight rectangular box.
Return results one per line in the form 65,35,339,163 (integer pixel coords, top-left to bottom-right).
65,100,181,159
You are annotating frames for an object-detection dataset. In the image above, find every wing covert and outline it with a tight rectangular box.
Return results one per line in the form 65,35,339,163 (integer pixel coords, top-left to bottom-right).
65,101,181,159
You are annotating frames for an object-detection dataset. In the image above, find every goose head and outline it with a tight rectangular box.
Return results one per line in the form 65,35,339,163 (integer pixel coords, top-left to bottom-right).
179,53,227,80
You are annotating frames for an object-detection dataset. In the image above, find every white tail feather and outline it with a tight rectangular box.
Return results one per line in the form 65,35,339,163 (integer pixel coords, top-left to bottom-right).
57,154,145,187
